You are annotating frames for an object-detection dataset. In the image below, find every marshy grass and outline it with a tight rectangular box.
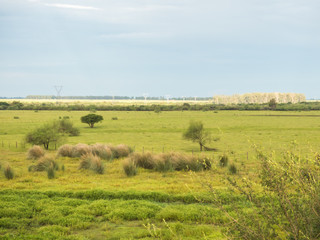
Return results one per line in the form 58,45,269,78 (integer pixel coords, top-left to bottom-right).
27,145,45,160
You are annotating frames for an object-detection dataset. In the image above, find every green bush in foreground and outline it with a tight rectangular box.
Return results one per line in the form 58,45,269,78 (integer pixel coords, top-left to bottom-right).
208,149,320,240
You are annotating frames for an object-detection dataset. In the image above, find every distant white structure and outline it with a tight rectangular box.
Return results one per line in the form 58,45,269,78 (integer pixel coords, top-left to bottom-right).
212,92,306,104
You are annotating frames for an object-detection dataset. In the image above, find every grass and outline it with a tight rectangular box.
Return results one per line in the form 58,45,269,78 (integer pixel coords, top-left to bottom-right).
1,110,320,238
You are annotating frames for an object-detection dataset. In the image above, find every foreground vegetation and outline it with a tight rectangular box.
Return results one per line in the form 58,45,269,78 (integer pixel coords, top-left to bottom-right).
1,110,320,239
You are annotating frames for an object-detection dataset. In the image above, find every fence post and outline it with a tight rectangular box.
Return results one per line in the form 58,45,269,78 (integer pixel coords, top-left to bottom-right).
163,146,164,153
55,144,57,150
16,142,18,148
247,152,249,160
143,147,144,153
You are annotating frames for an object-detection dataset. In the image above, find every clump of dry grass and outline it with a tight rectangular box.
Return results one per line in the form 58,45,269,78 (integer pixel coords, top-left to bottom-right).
29,156,58,172
122,158,137,177
114,144,132,158
131,152,155,169
56,144,73,158
79,153,104,174
91,144,112,160
72,143,91,158
27,145,45,160
4,164,14,180
127,152,212,173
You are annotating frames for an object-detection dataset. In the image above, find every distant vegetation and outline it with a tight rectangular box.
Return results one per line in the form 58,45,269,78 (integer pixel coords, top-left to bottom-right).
2,100,320,111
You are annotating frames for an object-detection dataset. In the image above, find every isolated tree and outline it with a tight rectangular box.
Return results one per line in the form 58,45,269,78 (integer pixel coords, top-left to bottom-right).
183,121,211,151
25,122,62,150
81,114,103,128
268,98,277,110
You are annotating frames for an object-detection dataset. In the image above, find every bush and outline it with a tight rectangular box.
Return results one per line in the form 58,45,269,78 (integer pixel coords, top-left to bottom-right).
56,144,73,158
58,119,80,136
79,153,104,174
13,116,19,119
219,154,228,167
27,145,45,160
4,165,14,180
122,158,137,177
111,117,118,120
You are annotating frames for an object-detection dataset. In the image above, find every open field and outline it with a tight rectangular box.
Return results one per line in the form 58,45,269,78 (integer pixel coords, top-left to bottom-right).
1,110,320,239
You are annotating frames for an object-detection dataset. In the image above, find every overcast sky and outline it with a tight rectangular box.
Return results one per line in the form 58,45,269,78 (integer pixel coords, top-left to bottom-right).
0,0,319,98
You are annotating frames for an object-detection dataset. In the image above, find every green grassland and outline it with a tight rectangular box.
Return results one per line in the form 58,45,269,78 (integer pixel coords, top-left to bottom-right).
1,110,320,239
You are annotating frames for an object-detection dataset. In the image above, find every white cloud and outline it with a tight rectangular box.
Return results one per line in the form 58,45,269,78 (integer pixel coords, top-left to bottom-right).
44,3,101,11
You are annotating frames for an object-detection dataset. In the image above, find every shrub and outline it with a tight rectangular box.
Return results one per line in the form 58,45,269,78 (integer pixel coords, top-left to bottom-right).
30,156,58,172
27,145,45,160
219,154,228,167
81,114,103,128
13,116,19,119
122,158,137,177
58,119,80,136
91,144,112,160
4,165,14,180
111,117,118,120
228,163,237,174
79,153,104,174
72,144,91,158
56,144,73,158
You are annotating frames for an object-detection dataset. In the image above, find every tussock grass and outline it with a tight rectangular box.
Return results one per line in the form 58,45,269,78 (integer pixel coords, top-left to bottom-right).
27,145,45,160
79,153,104,174
91,143,112,160
72,143,91,158
56,143,132,160
29,156,58,172
128,152,212,173
56,144,73,157
122,158,137,176
4,164,14,180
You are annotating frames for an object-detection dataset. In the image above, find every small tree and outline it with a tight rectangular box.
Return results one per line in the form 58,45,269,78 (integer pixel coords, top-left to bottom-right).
25,122,62,150
268,98,277,110
81,114,103,128
183,121,211,151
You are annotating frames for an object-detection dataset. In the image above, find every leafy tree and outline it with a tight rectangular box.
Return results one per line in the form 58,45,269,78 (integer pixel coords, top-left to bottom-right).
81,114,103,128
183,121,211,151
25,122,63,149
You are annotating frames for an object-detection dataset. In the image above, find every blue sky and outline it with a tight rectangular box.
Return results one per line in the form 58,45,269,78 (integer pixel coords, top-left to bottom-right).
0,0,319,98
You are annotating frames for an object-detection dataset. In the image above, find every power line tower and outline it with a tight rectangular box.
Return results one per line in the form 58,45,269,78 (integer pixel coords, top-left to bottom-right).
143,93,148,103
54,85,63,100
165,94,171,103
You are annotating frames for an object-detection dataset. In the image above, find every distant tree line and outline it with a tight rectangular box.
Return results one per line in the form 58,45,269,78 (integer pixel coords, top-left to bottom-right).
213,92,306,104
2,100,320,111
25,95,212,100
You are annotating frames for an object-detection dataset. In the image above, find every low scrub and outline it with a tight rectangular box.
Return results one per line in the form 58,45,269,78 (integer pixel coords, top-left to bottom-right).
79,153,104,174
72,143,91,158
27,145,45,160
56,144,73,158
91,144,112,160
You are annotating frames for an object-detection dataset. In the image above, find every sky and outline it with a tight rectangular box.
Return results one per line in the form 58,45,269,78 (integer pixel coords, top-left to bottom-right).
0,0,320,98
